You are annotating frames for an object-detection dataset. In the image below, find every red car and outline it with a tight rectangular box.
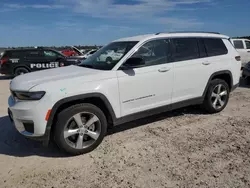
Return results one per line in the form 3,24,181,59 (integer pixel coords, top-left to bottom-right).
60,49,80,57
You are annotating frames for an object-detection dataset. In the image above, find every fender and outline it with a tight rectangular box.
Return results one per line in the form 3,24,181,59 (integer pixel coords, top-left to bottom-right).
202,70,233,97
43,93,117,144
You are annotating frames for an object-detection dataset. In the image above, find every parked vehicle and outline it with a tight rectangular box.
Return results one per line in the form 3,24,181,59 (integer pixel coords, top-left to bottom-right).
8,32,241,155
230,38,250,68
60,48,79,57
97,49,124,63
0,48,83,76
82,49,98,59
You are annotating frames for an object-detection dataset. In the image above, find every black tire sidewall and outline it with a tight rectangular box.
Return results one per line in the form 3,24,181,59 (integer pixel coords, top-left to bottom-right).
15,67,29,76
203,79,230,113
54,103,107,155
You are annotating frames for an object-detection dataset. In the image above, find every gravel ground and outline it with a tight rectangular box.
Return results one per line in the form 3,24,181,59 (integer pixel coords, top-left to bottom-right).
0,75,250,188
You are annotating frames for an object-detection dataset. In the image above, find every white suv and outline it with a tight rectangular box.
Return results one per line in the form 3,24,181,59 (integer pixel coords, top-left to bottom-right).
8,32,241,155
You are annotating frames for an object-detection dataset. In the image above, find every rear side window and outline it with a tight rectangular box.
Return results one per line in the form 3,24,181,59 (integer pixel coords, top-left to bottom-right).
172,38,199,61
204,38,228,56
233,40,244,49
26,50,41,58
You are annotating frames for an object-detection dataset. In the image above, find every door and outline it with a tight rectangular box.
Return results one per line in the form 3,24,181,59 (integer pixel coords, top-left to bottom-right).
42,50,63,69
232,39,249,67
171,37,228,103
117,39,174,116
24,50,46,71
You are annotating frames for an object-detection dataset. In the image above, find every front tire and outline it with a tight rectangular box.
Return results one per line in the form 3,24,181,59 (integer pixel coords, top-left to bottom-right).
54,103,107,155
202,79,230,113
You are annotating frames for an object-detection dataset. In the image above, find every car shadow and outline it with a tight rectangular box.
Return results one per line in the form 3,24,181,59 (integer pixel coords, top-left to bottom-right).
239,77,250,88
0,105,204,158
0,75,12,80
107,105,205,135
0,116,70,158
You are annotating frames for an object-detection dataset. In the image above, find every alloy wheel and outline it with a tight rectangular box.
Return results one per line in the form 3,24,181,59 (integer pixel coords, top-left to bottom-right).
210,84,228,110
64,112,101,149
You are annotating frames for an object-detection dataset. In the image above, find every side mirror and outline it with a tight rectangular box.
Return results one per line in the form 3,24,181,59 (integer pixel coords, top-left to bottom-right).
122,57,145,69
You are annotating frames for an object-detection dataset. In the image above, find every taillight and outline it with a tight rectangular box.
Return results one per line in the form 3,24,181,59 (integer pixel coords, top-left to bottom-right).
235,56,241,61
0,58,8,65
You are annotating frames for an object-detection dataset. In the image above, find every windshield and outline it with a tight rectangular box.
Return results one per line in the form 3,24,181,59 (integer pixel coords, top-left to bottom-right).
78,41,138,70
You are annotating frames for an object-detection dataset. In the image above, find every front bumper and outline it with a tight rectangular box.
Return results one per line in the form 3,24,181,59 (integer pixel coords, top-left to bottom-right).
8,95,51,143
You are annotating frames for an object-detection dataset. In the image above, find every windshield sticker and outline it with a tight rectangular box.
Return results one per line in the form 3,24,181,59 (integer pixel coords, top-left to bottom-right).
60,88,67,95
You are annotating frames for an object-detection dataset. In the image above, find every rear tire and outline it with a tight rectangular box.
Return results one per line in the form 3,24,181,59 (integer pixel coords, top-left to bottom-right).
202,79,230,113
14,67,29,76
54,103,107,155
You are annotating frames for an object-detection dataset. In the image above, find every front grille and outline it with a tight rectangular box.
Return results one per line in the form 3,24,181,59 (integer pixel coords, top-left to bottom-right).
23,122,34,133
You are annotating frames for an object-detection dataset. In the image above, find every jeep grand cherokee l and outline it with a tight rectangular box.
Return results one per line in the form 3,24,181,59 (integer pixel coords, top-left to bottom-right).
8,32,241,155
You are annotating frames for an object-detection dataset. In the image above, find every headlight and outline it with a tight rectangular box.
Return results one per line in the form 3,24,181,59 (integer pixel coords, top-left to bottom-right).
13,91,46,100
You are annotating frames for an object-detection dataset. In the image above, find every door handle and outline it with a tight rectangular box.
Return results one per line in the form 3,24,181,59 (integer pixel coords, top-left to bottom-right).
202,61,211,65
158,67,170,72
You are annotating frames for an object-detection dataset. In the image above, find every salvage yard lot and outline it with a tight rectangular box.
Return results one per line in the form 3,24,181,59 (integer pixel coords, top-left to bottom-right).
0,75,250,188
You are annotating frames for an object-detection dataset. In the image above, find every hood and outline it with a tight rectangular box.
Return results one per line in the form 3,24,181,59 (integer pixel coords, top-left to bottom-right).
71,46,83,55
10,65,103,91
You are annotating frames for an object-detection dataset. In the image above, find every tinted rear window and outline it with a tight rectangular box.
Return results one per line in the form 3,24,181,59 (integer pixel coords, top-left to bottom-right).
204,38,228,56
172,38,199,61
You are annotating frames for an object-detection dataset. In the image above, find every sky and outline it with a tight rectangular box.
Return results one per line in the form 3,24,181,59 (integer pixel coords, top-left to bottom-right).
0,0,249,47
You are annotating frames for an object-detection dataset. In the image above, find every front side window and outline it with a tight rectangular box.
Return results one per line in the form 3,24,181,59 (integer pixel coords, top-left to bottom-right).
44,50,57,57
245,41,250,49
204,38,228,56
79,41,138,70
233,40,244,49
172,38,199,61
130,39,170,67
43,50,64,58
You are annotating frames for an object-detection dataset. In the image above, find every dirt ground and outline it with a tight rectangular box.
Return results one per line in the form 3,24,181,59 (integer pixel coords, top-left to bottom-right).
0,75,250,188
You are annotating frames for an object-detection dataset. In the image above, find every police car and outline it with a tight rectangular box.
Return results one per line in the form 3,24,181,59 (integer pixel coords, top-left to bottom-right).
0,48,83,76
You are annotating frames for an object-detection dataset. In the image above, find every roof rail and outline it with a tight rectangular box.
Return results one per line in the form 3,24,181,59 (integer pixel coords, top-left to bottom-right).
155,31,221,35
